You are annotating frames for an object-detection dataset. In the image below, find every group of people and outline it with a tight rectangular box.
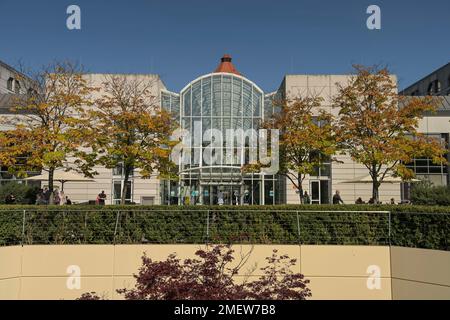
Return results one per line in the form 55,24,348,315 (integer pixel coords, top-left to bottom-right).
35,188,72,205
355,197,396,205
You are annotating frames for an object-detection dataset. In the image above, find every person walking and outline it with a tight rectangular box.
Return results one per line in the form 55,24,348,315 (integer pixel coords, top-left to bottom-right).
43,187,50,204
303,191,311,204
59,190,66,205
332,190,344,204
53,190,61,205
5,193,16,204
98,190,107,205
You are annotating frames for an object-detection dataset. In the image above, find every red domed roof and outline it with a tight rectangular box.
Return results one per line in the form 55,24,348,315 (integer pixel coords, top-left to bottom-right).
214,54,241,75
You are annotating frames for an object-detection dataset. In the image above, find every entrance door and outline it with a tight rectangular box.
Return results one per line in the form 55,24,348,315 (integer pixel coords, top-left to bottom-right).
112,180,132,204
310,180,330,204
310,181,320,204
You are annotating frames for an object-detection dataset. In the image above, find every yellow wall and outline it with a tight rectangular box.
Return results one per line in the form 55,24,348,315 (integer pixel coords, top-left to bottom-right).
0,245,449,300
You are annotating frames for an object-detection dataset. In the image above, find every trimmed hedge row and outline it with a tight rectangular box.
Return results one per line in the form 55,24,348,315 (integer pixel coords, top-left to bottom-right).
0,205,448,250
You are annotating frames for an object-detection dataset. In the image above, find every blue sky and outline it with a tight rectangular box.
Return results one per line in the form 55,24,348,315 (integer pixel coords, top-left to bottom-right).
0,0,448,92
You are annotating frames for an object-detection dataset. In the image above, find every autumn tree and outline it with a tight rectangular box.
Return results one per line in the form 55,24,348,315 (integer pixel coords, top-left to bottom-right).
83,76,177,204
0,62,97,203
263,96,338,203
78,244,311,300
334,65,447,201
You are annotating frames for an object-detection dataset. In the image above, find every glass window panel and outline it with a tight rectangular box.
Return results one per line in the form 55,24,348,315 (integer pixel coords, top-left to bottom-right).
212,118,221,132
223,118,231,133
243,118,252,130
223,76,231,117
253,119,261,130
113,181,121,200
415,167,428,174
243,81,252,116
202,77,211,116
183,88,191,116
429,166,443,174
232,78,242,117
232,117,242,130
212,76,221,117
172,96,180,119
161,93,171,112
192,81,201,116
415,159,428,167
202,117,211,134
253,90,261,117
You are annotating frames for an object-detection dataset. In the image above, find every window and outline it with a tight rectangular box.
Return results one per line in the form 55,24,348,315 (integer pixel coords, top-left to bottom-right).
427,82,433,95
112,162,134,177
112,180,132,204
428,80,442,95
434,80,441,93
14,80,20,94
7,77,14,91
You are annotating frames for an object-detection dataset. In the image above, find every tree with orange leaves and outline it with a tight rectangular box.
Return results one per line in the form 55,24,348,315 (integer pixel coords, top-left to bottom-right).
263,96,338,203
0,62,97,203
82,75,178,204
334,65,447,202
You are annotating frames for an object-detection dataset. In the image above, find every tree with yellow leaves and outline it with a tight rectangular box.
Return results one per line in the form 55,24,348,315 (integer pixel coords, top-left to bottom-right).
82,76,177,204
334,65,447,202
263,96,338,203
0,62,97,203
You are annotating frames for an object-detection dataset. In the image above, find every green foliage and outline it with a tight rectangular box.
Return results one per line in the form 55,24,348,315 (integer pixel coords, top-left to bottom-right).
410,181,450,206
0,182,40,205
0,204,448,250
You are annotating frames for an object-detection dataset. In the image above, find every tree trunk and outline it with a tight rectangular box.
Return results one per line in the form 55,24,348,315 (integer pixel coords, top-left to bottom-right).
48,168,55,205
372,165,380,204
297,176,303,204
372,180,379,203
121,165,131,205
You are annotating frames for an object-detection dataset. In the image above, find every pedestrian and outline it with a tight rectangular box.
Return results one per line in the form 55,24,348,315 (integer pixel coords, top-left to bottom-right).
303,191,311,204
98,190,107,205
217,191,224,205
59,190,66,205
5,193,16,204
53,190,61,205
332,190,344,204
43,187,50,204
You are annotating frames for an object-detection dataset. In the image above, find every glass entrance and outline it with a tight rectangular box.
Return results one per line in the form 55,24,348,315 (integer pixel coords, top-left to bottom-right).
310,180,330,204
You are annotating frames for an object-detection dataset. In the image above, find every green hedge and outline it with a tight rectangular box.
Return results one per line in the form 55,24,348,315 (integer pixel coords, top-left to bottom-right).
0,204,448,250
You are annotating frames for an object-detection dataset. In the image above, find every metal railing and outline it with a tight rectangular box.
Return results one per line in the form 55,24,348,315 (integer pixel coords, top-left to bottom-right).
0,209,448,250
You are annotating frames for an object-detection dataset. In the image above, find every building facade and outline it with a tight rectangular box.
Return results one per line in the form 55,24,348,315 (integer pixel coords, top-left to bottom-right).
0,57,449,205
400,62,450,199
